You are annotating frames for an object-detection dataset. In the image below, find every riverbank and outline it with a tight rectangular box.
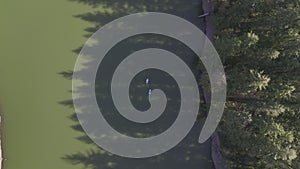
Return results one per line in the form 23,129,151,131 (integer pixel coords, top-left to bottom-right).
0,106,3,169
201,0,229,168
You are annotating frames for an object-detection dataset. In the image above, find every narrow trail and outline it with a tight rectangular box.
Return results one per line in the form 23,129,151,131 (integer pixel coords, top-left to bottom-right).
201,0,215,42
201,0,229,169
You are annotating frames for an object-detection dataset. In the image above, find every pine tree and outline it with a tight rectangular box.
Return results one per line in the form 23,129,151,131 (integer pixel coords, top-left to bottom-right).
210,0,300,168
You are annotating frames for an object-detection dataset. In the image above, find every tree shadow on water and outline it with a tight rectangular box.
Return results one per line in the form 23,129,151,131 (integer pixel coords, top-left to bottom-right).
60,0,214,169
71,0,205,38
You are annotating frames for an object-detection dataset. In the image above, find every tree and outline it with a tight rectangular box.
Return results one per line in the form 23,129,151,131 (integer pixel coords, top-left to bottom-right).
210,0,300,168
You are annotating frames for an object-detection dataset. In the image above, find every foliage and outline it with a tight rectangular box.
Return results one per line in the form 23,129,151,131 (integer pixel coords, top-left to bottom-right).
211,0,300,168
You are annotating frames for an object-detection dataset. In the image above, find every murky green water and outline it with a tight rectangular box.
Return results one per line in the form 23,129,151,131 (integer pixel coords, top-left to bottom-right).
0,0,213,169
